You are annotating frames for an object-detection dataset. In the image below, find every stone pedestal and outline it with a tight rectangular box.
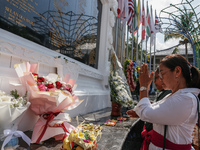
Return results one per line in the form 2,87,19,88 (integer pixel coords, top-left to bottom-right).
111,102,121,117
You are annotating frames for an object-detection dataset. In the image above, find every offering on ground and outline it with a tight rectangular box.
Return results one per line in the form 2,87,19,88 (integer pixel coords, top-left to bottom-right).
61,123,102,150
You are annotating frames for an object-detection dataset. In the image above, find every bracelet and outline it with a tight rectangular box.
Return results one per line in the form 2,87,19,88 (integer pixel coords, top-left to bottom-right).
140,86,147,91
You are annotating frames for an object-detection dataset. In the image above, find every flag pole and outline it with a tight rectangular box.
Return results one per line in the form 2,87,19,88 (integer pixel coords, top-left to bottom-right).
126,26,129,59
153,10,156,72
115,18,119,54
136,29,139,64
141,40,143,66
149,5,153,73
153,36,156,71
141,0,145,66
153,34,156,89
145,0,148,64
131,17,135,60
145,37,148,63
121,24,125,64
152,9,157,90
136,0,139,65
149,38,152,72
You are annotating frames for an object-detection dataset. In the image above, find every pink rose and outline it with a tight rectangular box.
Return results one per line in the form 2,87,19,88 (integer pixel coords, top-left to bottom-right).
38,83,47,91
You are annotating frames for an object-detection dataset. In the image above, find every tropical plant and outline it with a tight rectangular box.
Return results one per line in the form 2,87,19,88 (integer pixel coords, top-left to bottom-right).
164,6,195,60
125,36,148,62
172,47,179,54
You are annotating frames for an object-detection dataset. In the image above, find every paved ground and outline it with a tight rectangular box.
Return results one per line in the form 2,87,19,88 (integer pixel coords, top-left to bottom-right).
121,119,144,150
16,108,139,150
121,94,156,150
13,94,157,150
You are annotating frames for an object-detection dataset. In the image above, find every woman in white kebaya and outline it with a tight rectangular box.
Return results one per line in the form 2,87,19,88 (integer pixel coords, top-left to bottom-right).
133,54,200,150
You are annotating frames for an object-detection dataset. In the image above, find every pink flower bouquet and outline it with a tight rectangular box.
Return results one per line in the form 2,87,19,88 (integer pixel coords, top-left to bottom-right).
14,62,83,143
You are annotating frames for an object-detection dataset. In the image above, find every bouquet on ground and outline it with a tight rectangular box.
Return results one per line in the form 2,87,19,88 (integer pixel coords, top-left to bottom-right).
0,89,31,150
61,123,102,150
109,70,136,107
123,59,136,91
14,62,83,143
109,51,137,107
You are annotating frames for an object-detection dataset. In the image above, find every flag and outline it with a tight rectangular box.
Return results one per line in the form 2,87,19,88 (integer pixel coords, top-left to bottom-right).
155,10,163,33
127,0,135,29
133,0,141,35
117,0,129,24
141,0,145,40
137,0,141,28
146,1,151,38
150,6,156,47
117,0,124,17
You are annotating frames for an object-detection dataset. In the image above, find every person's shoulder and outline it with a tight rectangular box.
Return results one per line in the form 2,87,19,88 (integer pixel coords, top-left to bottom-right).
175,88,199,102
179,88,200,97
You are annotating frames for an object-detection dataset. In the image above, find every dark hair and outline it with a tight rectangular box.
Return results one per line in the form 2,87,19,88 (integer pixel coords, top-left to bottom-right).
159,54,200,89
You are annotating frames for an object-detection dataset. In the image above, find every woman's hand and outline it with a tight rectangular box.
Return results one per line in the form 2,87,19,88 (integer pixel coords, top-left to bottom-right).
139,63,154,90
126,110,139,118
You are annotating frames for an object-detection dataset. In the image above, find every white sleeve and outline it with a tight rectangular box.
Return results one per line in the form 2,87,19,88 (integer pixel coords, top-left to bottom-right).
134,94,194,125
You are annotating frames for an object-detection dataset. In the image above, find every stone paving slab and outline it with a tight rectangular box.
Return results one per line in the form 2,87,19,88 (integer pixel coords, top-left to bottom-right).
16,107,138,150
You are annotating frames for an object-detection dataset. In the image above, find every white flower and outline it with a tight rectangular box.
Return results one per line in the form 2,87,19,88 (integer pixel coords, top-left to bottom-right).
0,90,6,96
0,90,28,108
113,76,118,80
0,95,13,102
109,69,133,106
116,85,124,90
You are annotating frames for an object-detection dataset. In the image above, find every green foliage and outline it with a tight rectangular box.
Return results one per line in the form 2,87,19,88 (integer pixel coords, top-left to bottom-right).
172,47,179,54
10,89,19,99
123,59,131,76
125,36,143,61
84,132,93,141
110,53,117,72
109,71,133,107
109,51,134,107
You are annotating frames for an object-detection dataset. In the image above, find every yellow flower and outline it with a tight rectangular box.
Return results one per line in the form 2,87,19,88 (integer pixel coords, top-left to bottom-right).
78,131,84,139
62,137,71,150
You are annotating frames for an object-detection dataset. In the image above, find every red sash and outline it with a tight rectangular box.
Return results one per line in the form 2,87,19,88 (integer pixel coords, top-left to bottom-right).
140,126,192,150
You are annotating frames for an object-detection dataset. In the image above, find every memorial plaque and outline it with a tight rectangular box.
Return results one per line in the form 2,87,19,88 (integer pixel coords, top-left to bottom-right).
0,0,102,68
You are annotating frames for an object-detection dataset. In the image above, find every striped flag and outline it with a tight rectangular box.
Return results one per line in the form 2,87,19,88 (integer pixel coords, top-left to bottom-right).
127,0,135,29
141,0,145,40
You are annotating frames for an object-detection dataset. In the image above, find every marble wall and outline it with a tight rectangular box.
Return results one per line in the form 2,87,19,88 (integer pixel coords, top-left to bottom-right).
0,0,118,119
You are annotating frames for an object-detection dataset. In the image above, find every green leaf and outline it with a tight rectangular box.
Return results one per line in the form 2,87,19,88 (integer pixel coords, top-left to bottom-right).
84,132,93,141
10,89,19,99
